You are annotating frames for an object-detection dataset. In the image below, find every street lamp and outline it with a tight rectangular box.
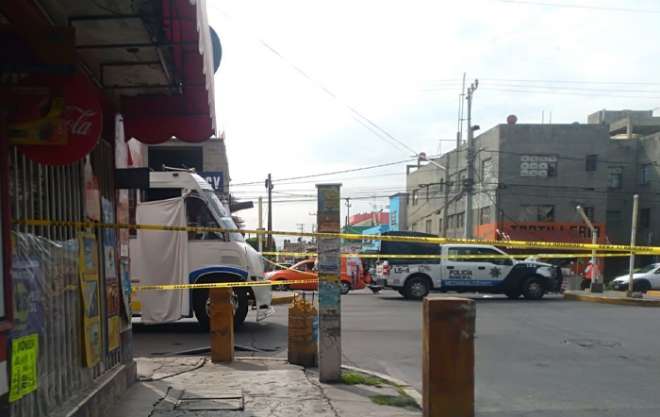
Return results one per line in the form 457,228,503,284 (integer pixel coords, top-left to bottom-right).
417,152,447,171
576,205,603,293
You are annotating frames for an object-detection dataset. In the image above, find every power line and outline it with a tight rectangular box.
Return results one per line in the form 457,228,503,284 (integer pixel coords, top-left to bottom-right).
230,158,414,186
481,78,660,86
496,0,660,14
213,7,423,157
481,87,660,100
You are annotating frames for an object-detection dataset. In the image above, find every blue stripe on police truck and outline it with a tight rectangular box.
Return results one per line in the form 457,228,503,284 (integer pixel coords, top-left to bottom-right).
442,279,501,287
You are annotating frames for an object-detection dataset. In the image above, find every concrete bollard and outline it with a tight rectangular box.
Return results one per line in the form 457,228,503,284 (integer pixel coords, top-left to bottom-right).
210,288,234,363
423,297,475,417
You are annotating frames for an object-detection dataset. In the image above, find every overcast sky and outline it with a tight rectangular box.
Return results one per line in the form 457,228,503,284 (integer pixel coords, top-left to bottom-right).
208,0,660,238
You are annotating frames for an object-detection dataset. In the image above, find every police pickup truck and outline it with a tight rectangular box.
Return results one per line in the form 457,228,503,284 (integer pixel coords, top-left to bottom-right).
374,232,562,300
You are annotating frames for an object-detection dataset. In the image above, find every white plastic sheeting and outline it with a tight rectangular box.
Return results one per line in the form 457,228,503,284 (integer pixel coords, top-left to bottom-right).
133,197,190,323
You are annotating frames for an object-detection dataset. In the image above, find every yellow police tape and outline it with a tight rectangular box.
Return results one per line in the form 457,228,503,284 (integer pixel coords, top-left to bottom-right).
261,251,645,260
14,218,659,254
134,279,317,292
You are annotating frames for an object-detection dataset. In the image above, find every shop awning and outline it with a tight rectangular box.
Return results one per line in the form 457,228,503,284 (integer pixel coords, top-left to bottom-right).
32,0,217,144
120,0,216,144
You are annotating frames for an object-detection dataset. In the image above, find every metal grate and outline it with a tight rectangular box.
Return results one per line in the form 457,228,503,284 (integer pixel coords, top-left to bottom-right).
8,142,124,416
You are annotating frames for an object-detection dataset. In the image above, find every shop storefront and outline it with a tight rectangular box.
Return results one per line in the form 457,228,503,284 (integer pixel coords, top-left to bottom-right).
1,1,217,416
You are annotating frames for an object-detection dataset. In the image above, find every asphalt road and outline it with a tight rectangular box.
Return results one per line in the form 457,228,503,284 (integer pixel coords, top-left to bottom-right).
132,289,660,417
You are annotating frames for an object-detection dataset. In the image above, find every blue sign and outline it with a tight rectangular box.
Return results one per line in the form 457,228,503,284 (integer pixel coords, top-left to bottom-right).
389,195,401,231
200,171,224,191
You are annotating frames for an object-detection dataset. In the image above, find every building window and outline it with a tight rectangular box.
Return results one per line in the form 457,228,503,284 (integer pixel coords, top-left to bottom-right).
425,219,432,234
606,210,622,225
520,205,555,222
585,155,598,172
456,212,465,228
608,167,623,189
582,207,595,222
412,189,418,205
520,155,557,178
458,170,467,191
640,164,652,185
448,174,457,192
438,217,443,234
479,206,492,225
426,185,430,201
481,158,494,183
640,208,651,229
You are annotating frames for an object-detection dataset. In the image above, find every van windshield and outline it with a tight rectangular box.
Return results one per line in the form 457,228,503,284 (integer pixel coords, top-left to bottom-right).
219,217,245,242
199,190,244,242
202,190,230,217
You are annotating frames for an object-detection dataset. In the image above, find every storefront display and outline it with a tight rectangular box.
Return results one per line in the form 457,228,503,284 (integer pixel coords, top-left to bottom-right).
79,233,101,367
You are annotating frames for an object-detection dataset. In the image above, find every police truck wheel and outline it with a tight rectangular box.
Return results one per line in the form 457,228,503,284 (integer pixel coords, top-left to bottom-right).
193,288,249,331
404,275,430,300
522,276,545,300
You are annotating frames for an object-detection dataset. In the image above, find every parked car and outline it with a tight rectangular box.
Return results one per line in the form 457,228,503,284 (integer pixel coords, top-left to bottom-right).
266,257,371,294
611,263,660,292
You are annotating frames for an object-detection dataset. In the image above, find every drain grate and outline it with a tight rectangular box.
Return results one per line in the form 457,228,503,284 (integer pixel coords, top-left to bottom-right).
176,390,244,411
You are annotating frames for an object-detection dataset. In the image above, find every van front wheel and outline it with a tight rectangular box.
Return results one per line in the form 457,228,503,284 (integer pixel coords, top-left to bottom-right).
193,288,249,331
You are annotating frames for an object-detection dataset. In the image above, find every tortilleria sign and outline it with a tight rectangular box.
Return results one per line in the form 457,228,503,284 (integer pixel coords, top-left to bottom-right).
15,73,102,165
500,222,606,243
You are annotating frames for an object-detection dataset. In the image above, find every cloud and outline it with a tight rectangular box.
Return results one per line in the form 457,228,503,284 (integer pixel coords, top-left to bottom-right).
209,0,660,236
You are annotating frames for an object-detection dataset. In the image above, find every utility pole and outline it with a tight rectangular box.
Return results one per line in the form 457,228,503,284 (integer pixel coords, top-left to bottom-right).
317,183,342,382
442,179,449,237
627,194,639,297
257,196,263,252
464,79,479,239
455,72,466,151
265,173,273,251
344,197,352,228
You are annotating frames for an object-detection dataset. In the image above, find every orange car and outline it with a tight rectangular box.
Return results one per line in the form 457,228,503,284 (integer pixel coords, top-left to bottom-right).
267,257,371,294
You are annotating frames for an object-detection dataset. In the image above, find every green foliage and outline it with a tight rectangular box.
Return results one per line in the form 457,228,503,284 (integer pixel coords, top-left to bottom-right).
370,390,420,410
340,371,385,387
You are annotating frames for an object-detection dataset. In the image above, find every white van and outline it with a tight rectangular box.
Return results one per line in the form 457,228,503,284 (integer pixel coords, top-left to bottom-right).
130,171,272,328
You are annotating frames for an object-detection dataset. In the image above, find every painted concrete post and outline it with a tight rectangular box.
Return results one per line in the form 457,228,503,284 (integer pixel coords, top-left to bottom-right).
210,288,234,363
423,297,475,417
316,183,342,382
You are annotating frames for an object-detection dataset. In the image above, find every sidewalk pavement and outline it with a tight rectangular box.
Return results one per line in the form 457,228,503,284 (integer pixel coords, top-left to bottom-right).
564,290,660,307
103,356,421,417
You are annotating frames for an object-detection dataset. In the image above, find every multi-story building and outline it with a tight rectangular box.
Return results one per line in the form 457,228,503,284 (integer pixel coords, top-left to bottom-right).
407,120,610,241
406,110,660,278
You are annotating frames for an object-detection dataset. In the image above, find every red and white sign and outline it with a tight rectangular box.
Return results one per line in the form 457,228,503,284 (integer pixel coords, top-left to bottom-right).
18,73,103,165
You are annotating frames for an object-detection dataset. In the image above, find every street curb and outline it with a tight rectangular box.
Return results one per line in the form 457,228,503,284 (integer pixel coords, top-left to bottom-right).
271,294,296,305
341,365,422,409
564,291,660,307
647,290,660,298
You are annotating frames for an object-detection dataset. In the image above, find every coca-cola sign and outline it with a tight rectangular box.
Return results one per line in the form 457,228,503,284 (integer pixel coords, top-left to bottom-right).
18,73,103,166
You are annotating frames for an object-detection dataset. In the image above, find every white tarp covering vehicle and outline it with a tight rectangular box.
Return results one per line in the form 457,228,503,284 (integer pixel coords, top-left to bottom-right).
130,171,272,328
